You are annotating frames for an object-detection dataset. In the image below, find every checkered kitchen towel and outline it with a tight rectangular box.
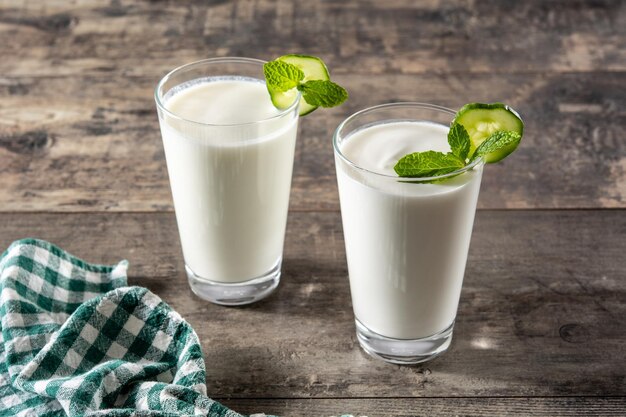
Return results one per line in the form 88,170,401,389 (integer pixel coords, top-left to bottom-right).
0,238,245,417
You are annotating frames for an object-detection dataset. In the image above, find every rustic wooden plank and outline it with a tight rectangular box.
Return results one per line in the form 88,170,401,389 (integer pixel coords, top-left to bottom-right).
222,397,626,417
0,0,624,76
0,210,624,397
0,72,624,211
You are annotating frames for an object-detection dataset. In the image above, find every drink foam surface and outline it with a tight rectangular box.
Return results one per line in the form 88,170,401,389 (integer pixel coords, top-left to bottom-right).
340,121,451,176
165,77,281,125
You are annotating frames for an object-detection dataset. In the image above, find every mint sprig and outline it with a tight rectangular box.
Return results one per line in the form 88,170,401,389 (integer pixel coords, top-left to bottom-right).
470,130,521,162
298,80,348,108
448,122,471,161
394,121,521,179
393,151,465,177
393,101,525,179
263,61,304,91
394,122,471,178
263,58,348,113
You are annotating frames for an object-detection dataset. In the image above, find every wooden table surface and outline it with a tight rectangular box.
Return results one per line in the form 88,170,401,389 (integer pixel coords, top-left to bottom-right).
1,1,625,415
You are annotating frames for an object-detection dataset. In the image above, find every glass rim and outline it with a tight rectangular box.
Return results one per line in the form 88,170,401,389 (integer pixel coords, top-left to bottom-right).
154,57,301,127
333,102,484,182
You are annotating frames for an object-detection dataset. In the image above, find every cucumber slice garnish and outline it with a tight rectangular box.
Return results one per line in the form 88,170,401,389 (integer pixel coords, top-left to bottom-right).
268,54,331,116
454,103,524,163
278,54,330,81
268,86,299,110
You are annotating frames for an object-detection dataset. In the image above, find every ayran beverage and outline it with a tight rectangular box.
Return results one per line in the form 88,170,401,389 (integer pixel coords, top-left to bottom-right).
155,58,300,305
334,103,485,364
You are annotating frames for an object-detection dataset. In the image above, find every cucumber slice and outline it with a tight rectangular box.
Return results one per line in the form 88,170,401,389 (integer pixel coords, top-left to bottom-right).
454,103,524,163
268,86,299,110
269,54,331,116
278,54,330,80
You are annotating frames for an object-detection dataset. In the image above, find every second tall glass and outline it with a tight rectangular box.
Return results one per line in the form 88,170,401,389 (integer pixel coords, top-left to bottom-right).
155,58,300,305
334,103,484,364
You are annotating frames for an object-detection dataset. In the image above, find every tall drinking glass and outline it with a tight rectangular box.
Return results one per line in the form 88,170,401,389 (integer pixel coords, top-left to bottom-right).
155,58,300,305
333,103,484,364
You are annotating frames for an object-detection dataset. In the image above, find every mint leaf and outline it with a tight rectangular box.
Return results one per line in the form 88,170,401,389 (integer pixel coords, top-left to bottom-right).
263,61,304,92
448,122,470,161
470,130,522,162
297,80,348,108
394,151,465,178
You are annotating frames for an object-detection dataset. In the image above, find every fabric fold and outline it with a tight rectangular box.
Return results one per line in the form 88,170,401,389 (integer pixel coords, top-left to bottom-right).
0,238,243,417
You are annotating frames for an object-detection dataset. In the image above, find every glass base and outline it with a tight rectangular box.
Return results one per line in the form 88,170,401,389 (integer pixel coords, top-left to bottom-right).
186,259,281,306
355,319,454,365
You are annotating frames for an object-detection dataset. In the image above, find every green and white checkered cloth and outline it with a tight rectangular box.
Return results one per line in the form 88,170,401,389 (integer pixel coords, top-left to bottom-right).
0,238,246,417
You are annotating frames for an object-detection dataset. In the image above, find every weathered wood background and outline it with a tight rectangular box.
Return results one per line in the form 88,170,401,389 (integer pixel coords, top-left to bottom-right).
1,0,624,416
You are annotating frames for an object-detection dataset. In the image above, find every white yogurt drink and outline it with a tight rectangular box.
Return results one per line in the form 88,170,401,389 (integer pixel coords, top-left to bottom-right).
333,103,483,364
155,58,299,305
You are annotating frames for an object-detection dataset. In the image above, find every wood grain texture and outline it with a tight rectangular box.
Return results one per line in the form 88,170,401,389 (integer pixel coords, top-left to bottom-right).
0,210,624,398
1,0,624,411
222,397,626,417
0,0,624,77
0,72,624,211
